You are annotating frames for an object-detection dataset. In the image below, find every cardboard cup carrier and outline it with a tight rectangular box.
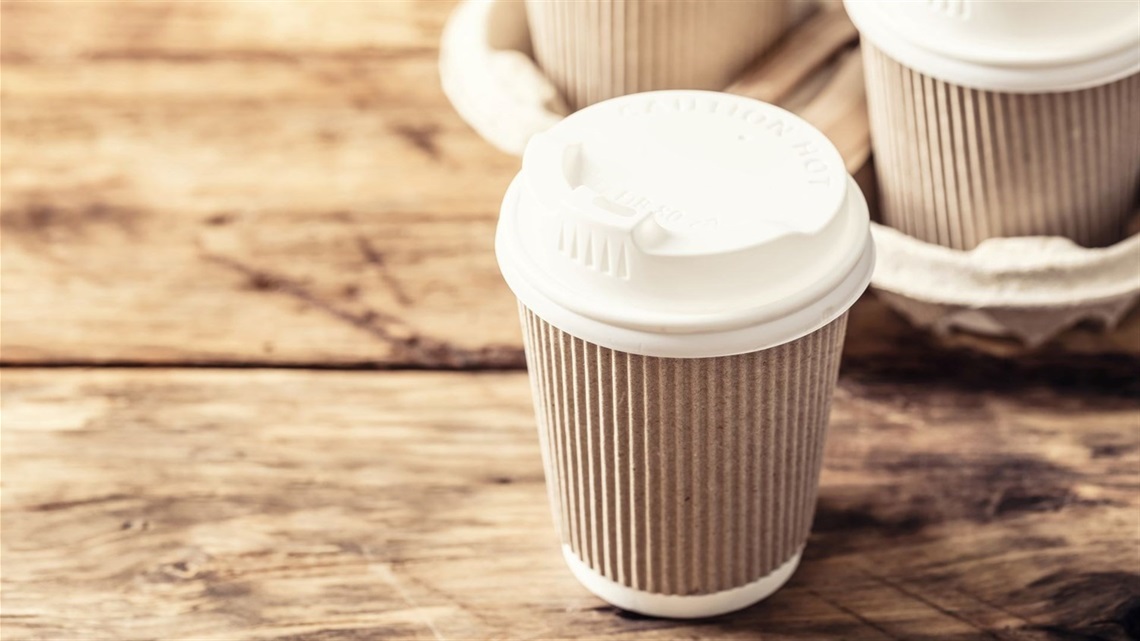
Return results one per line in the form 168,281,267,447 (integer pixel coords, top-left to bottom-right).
847,0,1140,250
525,0,789,111
495,91,875,618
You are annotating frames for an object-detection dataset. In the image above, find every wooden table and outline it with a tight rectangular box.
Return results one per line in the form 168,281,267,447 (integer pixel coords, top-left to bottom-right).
3,2,1138,639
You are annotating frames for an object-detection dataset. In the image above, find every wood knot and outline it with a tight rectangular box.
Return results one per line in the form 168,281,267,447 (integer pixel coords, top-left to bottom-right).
163,560,200,579
120,519,150,531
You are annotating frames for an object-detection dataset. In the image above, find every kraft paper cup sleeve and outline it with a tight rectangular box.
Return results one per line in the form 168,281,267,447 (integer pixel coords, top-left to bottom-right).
519,306,847,617
862,43,1140,250
525,0,790,111
848,0,1140,250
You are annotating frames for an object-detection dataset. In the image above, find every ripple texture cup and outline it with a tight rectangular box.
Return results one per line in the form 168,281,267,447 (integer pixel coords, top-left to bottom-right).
518,307,846,613
525,0,789,111
848,0,1140,250
496,91,875,618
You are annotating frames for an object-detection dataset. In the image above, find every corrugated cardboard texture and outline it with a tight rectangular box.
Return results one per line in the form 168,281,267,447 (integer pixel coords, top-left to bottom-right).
525,0,788,111
863,44,1140,250
519,307,847,595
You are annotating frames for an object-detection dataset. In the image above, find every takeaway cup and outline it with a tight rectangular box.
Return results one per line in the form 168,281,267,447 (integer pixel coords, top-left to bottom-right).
847,0,1140,250
525,0,790,111
495,91,875,618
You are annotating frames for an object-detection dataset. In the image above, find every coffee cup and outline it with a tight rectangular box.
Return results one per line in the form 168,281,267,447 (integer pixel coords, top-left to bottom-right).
496,90,875,618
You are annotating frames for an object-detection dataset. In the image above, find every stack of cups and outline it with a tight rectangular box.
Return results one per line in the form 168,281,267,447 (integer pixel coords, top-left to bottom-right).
496,91,875,618
525,0,789,111
847,0,1140,250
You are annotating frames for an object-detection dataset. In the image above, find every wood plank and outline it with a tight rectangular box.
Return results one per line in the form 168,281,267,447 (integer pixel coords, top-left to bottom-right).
0,0,525,367
3,368,1138,640
0,1,447,58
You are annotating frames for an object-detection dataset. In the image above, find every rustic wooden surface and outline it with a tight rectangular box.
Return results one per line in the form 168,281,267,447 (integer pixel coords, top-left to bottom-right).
4,369,1140,641
2,1,1139,640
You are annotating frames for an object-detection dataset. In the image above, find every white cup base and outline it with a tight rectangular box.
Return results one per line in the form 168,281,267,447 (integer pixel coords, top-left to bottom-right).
562,544,803,619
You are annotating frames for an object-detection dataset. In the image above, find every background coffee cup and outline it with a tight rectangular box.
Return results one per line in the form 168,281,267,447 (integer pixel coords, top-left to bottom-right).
525,0,790,111
847,0,1140,250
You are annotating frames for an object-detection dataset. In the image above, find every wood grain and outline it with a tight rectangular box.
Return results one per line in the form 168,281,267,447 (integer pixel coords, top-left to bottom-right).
2,368,1138,640
0,0,522,368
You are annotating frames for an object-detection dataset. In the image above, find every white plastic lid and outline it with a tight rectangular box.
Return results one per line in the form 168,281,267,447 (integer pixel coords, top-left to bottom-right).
495,91,874,359
845,0,1140,93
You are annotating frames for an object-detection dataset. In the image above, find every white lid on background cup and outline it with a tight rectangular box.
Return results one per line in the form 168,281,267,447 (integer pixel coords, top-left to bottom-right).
844,0,1140,93
496,90,874,359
